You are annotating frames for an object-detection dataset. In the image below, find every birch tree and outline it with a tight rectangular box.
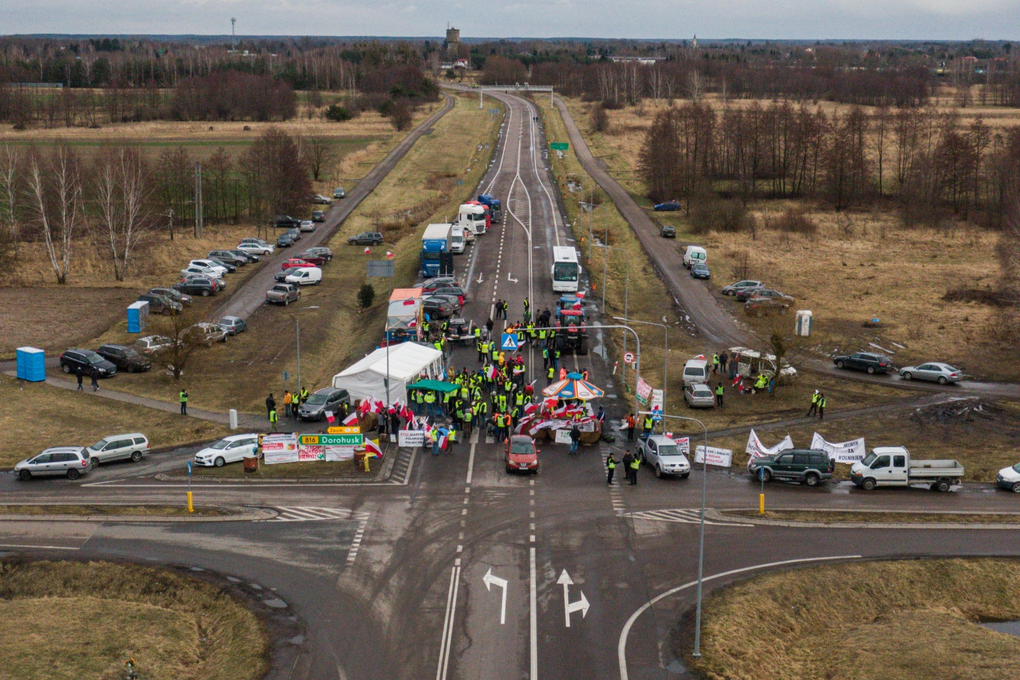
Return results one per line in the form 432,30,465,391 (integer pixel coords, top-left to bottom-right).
27,145,82,284
93,146,152,281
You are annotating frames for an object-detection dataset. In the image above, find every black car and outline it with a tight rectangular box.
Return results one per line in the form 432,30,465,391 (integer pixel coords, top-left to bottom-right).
297,387,351,421
312,210,326,223
833,352,893,375
137,293,182,315
149,287,192,306
654,201,682,212
347,232,384,246
305,246,333,261
97,344,151,373
208,250,247,267
273,269,292,282
173,277,219,297
229,249,260,263
660,225,676,238
277,233,296,248
59,349,117,378
747,449,835,487
422,298,455,319
274,215,301,230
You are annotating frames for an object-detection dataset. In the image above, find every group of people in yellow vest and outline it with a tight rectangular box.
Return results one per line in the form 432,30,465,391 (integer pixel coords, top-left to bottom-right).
605,450,643,486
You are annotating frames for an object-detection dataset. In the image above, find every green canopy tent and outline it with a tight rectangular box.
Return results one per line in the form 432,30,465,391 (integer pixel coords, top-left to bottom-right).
407,380,460,393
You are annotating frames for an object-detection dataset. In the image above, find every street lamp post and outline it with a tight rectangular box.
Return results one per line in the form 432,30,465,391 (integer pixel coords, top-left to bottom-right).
293,306,320,397
593,244,629,375
655,412,709,658
614,316,668,408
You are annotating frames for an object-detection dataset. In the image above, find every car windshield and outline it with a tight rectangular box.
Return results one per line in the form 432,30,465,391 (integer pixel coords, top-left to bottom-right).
511,442,533,454
658,444,683,457
87,355,103,364
553,262,578,282
90,439,108,450
121,348,140,358
861,453,877,466
1012,463,1020,474
305,394,327,405
210,440,231,450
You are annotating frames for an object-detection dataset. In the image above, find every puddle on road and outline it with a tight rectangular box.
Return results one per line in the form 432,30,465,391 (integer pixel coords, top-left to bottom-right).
980,620,1020,636
666,659,687,674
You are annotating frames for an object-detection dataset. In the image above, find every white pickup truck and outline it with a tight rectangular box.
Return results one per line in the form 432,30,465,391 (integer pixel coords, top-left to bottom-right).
850,446,964,492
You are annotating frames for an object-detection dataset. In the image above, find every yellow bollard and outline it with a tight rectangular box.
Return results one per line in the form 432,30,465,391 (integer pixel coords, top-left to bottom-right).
758,493,765,515
363,456,370,472
187,491,194,513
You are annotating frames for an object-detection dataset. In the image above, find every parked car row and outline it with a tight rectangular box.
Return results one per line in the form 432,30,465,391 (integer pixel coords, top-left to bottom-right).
265,246,332,305
15,432,150,481
720,278,795,316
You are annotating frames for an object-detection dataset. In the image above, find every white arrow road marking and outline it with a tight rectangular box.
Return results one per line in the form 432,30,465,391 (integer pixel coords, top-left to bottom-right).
482,567,509,625
477,273,484,284
557,569,590,627
508,272,518,282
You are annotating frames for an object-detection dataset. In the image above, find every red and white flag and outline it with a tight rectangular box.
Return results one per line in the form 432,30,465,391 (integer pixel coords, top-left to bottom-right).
364,439,384,459
343,412,359,426
364,247,371,255
386,251,395,260
325,412,336,424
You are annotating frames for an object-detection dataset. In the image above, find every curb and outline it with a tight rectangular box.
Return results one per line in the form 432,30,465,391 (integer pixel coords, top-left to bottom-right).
0,505,278,523
154,457,394,484
709,508,1020,531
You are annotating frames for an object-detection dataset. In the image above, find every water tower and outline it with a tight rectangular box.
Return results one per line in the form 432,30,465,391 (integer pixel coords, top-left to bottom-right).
445,25,460,58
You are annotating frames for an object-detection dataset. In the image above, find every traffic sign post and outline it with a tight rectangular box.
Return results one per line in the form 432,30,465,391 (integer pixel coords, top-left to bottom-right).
550,142,569,151
501,332,519,351
623,352,635,364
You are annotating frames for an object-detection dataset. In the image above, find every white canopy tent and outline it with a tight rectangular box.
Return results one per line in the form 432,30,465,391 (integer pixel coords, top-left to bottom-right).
332,342,445,405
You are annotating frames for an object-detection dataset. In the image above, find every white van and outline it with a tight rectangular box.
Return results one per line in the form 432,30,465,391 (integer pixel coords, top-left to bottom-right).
683,246,707,269
285,267,322,286
86,433,150,466
682,359,709,386
450,225,466,254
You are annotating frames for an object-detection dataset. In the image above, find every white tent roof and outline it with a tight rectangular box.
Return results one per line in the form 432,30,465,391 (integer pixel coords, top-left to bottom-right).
332,343,445,404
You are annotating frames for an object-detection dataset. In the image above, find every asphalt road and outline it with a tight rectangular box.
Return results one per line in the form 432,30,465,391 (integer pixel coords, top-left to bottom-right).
4,90,1020,680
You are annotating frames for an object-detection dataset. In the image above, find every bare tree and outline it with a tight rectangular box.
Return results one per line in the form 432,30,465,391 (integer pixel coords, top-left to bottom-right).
26,145,82,284
92,146,152,281
146,307,206,382
302,137,340,182
0,144,21,256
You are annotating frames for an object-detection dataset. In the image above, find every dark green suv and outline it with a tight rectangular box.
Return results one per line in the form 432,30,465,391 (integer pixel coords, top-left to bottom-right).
747,449,835,487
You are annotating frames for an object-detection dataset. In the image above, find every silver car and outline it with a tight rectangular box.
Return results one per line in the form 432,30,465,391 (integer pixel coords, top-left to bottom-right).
15,447,91,481
86,433,149,467
684,383,716,408
637,435,692,479
899,362,962,385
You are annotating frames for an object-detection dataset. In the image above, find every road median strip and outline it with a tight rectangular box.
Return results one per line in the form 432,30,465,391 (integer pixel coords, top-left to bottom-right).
0,504,276,522
714,508,1020,529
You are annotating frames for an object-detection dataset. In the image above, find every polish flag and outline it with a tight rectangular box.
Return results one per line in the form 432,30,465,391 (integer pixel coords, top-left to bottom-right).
343,412,359,426
386,251,395,260
364,439,384,459
325,412,336,424
524,402,541,415
576,291,586,299
364,247,371,255
438,431,448,449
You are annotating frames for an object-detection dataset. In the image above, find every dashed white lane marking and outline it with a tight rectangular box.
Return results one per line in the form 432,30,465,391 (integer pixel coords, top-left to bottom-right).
625,509,752,527
345,512,372,566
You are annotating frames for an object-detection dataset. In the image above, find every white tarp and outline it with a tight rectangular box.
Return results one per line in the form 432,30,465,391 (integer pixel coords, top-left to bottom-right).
811,433,867,464
745,429,795,458
387,298,421,331
332,343,445,405
694,446,733,468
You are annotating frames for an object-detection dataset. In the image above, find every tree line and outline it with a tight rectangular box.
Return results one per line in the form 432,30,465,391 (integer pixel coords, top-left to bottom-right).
0,128,326,283
637,101,1020,228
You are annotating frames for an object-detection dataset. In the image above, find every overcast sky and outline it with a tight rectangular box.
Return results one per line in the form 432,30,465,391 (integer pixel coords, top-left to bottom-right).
3,0,1019,41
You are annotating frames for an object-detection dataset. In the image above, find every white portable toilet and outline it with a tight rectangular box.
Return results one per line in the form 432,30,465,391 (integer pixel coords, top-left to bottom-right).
795,310,813,337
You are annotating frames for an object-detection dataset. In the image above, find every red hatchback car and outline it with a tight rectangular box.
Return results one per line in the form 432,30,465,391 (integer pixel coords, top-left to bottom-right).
505,435,539,474
282,258,312,270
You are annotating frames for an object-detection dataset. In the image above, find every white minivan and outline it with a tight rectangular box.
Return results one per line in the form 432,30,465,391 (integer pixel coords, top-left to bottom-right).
285,267,322,286
683,246,707,269
450,225,466,254
86,433,150,466
682,359,709,386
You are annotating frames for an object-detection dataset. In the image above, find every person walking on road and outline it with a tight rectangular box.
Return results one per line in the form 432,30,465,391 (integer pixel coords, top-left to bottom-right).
622,451,633,483
720,351,729,376
90,368,100,392
626,413,636,441
606,452,616,485
712,353,720,374
806,390,820,417
179,388,188,415
266,393,276,420
76,366,84,391
818,393,827,420
642,412,654,438
715,382,724,407
629,450,641,485
283,391,293,418
269,408,279,433
569,424,581,455
547,365,555,386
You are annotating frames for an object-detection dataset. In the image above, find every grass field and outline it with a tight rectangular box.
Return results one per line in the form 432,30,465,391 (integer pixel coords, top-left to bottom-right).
0,375,229,469
77,92,502,414
559,96,1020,383
683,558,1020,680
0,505,226,516
191,459,370,478
706,398,1020,483
0,560,267,680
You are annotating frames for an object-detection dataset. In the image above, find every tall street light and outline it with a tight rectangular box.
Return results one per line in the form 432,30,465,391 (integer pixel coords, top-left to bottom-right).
293,306,320,396
654,413,709,659
593,244,630,378
614,316,668,408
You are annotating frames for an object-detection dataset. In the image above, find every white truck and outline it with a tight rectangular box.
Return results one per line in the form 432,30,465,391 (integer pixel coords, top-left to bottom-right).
850,446,964,492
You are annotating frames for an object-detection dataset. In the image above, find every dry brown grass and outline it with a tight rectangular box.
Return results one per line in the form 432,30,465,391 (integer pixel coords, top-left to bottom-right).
0,560,267,680
192,459,368,478
685,558,1020,680
0,375,229,468
78,93,502,414
707,399,1020,482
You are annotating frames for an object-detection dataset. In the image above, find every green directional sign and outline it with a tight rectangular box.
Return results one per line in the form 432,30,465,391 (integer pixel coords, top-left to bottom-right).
300,433,363,446
550,142,569,151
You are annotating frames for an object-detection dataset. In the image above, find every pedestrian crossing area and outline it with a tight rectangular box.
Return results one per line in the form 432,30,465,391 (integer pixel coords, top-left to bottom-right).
625,508,752,527
388,447,416,485
268,507,368,523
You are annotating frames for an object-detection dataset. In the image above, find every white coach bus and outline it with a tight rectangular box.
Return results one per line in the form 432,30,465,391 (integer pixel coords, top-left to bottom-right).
552,246,580,293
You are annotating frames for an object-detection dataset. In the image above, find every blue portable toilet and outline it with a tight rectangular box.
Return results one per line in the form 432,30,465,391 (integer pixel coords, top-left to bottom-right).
16,347,45,382
127,300,149,333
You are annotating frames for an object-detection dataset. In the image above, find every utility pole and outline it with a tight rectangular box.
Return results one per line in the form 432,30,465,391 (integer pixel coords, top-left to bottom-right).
193,162,203,238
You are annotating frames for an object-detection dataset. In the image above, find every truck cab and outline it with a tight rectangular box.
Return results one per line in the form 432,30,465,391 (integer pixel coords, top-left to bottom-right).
477,194,502,223
420,223,454,278
554,308,589,355
457,203,488,236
